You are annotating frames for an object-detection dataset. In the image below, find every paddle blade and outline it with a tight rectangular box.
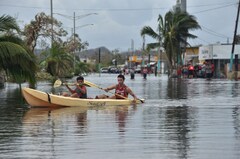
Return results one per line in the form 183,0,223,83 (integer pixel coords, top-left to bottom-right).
53,79,62,88
84,80,101,89
137,98,145,103
83,83,91,87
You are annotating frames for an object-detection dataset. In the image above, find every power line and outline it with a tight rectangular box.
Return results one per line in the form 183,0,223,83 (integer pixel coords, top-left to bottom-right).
0,2,237,13
188,2,237,8
195,37,211,44
201,25,232,39
0,4,167,11
0,4,48,10
192,3,237,14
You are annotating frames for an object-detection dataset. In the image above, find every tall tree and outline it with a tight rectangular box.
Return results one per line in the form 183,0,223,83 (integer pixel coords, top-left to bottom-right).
23,12,67,53
64,34,89,53
0,15,37,87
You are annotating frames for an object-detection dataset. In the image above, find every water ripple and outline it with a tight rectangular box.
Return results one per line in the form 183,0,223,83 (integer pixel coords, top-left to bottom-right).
1,74,240,158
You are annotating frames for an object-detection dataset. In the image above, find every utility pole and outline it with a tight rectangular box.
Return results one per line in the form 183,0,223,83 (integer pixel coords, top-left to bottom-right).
53,12,96,73
230,0,240,80
130,39,134,68
54,12,97,48
98,48,101,77
50,0,53,47
73,12,76,47
142,35,145,51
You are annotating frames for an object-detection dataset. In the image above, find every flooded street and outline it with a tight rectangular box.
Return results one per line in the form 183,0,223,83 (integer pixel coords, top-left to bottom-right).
0,74,240,159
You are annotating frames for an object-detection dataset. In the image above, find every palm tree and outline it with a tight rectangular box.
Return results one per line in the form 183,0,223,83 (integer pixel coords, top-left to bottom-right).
0,15,37,87
75,61,91,75
141,10,201,70
40,42,73,79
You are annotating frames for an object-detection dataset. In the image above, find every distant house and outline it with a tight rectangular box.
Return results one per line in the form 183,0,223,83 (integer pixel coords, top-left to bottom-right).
77,47,112,64
185,46,201,65
127,49,169,74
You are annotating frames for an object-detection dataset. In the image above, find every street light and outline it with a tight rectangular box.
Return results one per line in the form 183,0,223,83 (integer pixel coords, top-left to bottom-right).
74,24,94,36
64,24,94,35
73,12,97,45
54,12,97,45
54,12,97,71
75,24,94,29
71,23,94,70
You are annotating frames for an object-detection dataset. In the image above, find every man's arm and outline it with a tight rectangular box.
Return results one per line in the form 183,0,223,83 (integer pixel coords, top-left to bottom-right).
104,85,116,92
126,87,137,100
66,84,75,94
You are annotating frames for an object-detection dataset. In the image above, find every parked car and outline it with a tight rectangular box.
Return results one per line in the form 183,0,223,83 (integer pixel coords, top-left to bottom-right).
108,67,119,73
100,67,109,73
134,68,141,73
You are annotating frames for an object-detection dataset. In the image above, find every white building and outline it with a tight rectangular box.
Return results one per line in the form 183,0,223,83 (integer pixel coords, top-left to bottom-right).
199,44,240,60
199,44,240,77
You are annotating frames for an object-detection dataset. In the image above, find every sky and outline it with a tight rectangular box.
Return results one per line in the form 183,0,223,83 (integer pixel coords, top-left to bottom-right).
0,0,239,51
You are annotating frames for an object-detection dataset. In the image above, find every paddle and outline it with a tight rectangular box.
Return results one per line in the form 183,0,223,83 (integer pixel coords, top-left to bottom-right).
53,79,144,103
53,79,63,88
84,80,144,103
53,79,90,88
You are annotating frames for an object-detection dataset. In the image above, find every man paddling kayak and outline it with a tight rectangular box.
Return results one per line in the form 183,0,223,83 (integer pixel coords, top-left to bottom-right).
62,76,87,98
96,74,138,102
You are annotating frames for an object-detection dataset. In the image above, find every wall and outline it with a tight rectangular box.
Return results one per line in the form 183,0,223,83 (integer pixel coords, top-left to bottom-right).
199,44,240,60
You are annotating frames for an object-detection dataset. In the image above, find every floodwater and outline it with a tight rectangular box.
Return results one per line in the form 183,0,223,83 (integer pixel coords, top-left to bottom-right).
0,74,240,159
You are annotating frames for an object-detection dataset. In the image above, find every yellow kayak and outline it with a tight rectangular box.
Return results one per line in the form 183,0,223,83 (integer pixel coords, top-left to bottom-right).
22,87,144,107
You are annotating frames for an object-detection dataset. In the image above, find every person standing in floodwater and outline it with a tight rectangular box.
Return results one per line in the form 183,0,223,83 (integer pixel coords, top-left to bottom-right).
188,64,194,78
205,61,212,80
130,68,135,79
142,67,148,79
154,65,157,76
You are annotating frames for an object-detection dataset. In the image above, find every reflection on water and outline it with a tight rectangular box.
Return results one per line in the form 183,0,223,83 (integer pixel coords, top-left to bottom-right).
0,74,240,159
232,106,240,157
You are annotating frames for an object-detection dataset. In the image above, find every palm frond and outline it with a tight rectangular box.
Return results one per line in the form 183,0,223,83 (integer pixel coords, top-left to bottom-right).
0,15,19,32
140,26,159,39
146,43,160,51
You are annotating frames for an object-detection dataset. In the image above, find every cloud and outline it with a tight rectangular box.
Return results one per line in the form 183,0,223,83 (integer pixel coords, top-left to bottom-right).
0,0,238,51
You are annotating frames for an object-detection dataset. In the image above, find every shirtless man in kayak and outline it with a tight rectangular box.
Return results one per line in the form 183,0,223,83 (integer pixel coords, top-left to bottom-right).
62,76,87,98
96,74,137,102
